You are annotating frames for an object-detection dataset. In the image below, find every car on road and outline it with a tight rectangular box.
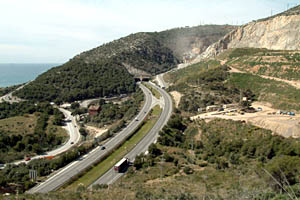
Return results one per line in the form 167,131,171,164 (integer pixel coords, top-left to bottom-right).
0,164,6,170
71,142,74,144
25,157,31,161
101,146,106,150
135,117,138,121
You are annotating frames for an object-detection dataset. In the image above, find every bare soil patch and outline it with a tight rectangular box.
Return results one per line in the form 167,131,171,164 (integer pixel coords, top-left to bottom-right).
86,126,108,138
170,91,182,108
191,102,300,138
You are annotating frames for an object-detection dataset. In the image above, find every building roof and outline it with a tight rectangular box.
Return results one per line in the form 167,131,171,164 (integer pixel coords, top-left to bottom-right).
88,105,100,111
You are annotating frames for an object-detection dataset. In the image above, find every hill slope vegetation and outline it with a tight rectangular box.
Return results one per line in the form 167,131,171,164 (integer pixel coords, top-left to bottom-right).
14,25,234,103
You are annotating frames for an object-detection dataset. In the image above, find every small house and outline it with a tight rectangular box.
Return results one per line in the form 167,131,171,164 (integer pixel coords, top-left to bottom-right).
223,104,237,109
88,105,101,116
206,105,220,112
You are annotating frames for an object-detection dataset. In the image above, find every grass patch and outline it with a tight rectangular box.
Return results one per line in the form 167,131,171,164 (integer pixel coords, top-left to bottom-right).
65,105,162,190
143,83,161,99
0,115,37,135
46,116,68,142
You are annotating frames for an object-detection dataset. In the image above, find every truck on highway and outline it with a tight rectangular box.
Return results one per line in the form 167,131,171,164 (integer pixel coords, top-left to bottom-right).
44,156,55,159
114,158,129,173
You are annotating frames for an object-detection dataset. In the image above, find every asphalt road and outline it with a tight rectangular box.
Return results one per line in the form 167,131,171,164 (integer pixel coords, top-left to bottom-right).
90,81,173,186
156,73,168,89
46,108,81,156
2,83,80,165
14,108,81,165
27,83,153,193
0,83,28,103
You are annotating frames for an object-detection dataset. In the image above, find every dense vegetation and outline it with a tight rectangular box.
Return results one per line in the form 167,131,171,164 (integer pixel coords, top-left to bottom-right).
85,88,144,129
0,142,95,193
0,102,65,163
0,84,21,97
14,59,136,103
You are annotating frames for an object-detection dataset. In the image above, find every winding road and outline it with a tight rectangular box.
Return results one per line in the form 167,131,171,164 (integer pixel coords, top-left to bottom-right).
13,108,81,165
28,83,153,193
0,85,81,165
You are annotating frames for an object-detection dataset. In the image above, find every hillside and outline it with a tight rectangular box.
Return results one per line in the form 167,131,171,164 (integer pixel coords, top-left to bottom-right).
220,48,300,80
154,25,235,62
76,25,234,73
75,32,179,76
14,25,233,103
197,6,300,60
165,54,300,138
14,59,136,103
20,117,300,199
167,54,300,112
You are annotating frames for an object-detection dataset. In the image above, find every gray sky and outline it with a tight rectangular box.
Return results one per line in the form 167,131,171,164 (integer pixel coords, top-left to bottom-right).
0,0,299,63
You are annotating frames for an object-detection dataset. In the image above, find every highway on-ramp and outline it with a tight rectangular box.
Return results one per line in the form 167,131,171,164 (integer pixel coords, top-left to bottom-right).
14,108,81,165
27,83,153,193
90,82,173,186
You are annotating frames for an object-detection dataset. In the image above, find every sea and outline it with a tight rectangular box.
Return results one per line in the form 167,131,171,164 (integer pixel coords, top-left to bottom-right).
0,63,60,87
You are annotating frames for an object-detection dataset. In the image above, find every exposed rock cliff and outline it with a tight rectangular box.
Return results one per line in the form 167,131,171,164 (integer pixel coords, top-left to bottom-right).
196,6,300,61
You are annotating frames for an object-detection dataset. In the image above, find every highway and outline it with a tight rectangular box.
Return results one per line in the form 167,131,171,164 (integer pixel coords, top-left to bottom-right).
45,108,81,156
156,73,168,88
90,80,173,186
27,83,153,193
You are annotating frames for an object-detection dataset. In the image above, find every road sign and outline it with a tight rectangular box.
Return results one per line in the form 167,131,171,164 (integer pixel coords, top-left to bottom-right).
29,170,37,181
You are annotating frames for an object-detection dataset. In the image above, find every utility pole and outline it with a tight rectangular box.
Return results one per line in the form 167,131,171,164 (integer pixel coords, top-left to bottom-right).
160,156,165,180
240,90,243,105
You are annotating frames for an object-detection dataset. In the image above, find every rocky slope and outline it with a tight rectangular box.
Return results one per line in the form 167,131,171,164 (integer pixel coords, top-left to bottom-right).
197,6,300,61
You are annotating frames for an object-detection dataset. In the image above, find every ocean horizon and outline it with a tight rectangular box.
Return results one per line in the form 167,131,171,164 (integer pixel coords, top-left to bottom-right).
0,63,60,87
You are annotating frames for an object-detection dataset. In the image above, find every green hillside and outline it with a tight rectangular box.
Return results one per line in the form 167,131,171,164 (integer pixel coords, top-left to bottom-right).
14,59,136,103
14,25,234,103
165,48,300,113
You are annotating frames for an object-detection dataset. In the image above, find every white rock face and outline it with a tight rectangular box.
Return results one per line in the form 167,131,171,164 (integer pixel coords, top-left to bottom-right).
197,15,300,61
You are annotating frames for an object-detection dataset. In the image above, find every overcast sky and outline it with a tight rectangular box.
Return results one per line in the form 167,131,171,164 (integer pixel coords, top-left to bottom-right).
0,0,299,63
